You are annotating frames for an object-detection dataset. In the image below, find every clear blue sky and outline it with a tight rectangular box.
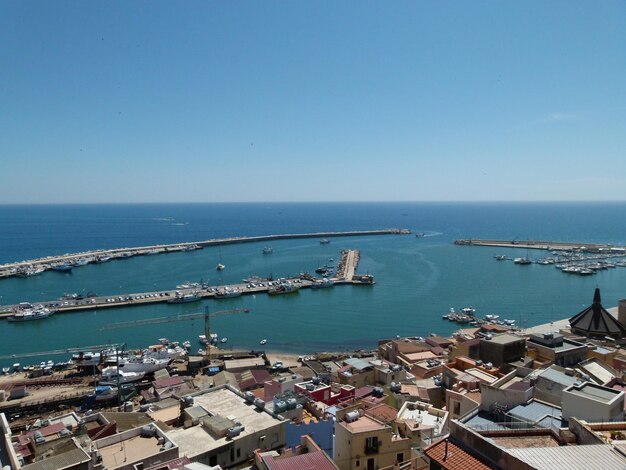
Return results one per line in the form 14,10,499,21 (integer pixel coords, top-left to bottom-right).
2,1,625,203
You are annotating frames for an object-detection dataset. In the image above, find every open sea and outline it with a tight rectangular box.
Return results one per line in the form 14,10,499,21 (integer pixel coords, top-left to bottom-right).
2,202,626,366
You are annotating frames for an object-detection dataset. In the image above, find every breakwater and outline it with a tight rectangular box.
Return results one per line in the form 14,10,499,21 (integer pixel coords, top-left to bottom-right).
454,239,626,252
0,229,410,279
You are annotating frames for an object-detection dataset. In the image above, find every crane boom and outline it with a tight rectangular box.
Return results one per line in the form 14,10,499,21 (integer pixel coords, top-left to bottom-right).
100,307,249,330
99,306,250,363
0,344,122,360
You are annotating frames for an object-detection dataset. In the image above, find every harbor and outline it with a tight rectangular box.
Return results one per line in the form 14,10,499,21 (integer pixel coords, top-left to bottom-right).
0,229,410,280
0,249,373,318
455,238,626,276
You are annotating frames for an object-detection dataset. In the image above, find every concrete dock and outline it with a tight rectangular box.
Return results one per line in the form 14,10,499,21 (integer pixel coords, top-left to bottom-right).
454,238,626,252
0,228,409,279
0,249,370,318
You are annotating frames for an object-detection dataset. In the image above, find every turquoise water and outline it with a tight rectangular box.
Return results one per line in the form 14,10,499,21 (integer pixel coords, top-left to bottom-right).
2,202,626,365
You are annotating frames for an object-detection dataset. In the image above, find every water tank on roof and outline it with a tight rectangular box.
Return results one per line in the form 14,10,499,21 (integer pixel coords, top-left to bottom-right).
306,383,315,391
275,401,287,413
373,387,384,398
390,382,401,393
475,360,483,366
227,425,245,438
345,410,360,423
254,398,265,409
312,376,321,385
485,362,493,369
141,426,156,438
245,391,255,403
183,395,194,406
287,398,297,409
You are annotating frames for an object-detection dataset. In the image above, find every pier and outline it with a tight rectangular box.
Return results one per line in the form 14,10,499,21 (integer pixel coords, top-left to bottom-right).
454,238,626,253
0,249,369,318
0,228,410,279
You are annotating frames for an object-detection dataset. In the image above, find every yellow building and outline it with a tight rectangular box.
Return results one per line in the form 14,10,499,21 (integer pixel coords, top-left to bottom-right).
334,410,413,470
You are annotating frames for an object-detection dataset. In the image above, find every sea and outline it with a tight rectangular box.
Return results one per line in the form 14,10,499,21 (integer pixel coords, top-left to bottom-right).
2,202,626,367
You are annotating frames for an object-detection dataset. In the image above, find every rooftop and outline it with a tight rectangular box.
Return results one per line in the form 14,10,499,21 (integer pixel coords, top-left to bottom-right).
98,433,162,469
507,444,626,469
487,333,524,345
166,386,283,458
340,414,386,433
564,382,623,404
424,438,492,470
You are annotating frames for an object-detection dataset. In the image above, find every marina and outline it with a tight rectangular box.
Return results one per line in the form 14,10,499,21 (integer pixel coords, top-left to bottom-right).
456,238,626,276
0,249,369,317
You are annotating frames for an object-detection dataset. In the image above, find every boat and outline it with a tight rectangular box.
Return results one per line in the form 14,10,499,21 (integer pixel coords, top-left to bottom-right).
51,263,73,273
484,314,500,321
221,337,228,343
319,239,330,244
415,232,425,238
2,367,9,375
262,246,273,254
216,263,226,271
167,291,201,304
116,356,170,374
513,257,532,265
268,282,300,295
214,288,242,299
94,385,117,402
494,255,506,261
183,340,191,349
100,366,145,384
460,307,476,316
260,339,267,345
8,305,54,322
310,278,334,289
94,255,111,263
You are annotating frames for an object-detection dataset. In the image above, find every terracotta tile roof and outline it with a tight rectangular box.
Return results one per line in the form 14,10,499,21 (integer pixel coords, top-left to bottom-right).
152,377,185,389
364,403,398,424
425,438,493,470
262,451,339,470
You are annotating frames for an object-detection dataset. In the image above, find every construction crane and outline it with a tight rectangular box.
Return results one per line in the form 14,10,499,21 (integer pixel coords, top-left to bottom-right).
100,306,250,363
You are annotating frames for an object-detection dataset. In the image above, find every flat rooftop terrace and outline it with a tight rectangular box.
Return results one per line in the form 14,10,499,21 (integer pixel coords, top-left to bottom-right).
167,387,282,458
99,434,161,469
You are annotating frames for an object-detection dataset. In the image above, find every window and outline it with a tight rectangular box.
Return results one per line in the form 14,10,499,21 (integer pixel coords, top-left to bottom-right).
453,401,461,416
396,452,404,463
365,436,379,454
237,448,241,458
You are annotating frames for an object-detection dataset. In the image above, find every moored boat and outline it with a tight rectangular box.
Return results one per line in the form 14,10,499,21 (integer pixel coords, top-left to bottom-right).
310,278,334,289
214,288,242,299
268,282,300,295
262,246,273,254
167,291,201,303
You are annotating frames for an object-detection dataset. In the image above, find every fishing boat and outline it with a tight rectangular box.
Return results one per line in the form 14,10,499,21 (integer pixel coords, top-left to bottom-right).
216,263,226,271
484,314,500,321
262,246,273,254
513,257,532,265
260,339,267,345
167,291,201,303
182,340,191,349
221,337,228,343
319,239,330,244
310,278,334,289
268,282,300,295
460,306,476,316
51,263,73,273
494,255,506,261
214,288,242,298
